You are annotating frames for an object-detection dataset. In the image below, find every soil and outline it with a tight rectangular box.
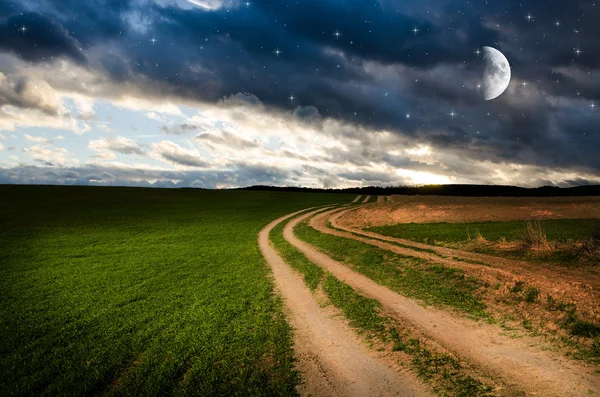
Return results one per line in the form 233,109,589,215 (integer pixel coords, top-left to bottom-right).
285,208,600,396
341,195,600,227
258,209,433,397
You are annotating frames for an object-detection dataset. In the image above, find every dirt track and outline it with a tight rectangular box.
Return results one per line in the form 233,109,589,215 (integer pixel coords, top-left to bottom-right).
258,209,432,397
362,195,371,204
285,208,600,397
327,206,600,322
342,195,600,227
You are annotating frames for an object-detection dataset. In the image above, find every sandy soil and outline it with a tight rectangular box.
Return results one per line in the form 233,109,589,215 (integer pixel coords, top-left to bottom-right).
352,195,362,203
361,195,371,204
285,208,600,396
377,196,385,203
342,195,600,227
258,209,432,397
332,205,600,323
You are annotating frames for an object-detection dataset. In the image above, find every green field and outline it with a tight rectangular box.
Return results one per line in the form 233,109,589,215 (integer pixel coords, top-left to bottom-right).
368,219,600,265
369,219,600,244
0,185,351,396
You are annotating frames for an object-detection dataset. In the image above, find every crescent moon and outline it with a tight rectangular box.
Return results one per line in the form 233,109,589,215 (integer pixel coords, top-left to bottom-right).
481,46,511,101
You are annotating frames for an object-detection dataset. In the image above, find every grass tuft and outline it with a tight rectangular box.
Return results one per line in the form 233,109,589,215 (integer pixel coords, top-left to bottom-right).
570,319,600,338
524,287,540,303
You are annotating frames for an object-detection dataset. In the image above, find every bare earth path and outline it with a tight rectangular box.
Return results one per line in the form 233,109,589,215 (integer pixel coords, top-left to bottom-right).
333,206,600,285
259,209,433,397
326,207,600,316
286,209,600,396
362,195,371,204
352,195,362,203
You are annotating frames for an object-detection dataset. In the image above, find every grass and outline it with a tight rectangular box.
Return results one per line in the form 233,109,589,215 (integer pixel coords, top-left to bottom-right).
370,219,600,244
269,216,494,396
369,219,600,265
294,221,489,319
270,220,324,291
0,185,352,396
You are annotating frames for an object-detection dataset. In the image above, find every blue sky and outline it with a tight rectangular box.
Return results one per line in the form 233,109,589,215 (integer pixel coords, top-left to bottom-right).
0,0,599,188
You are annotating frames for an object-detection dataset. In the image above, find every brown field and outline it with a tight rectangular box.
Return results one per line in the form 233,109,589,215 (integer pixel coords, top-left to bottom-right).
340,195,600,228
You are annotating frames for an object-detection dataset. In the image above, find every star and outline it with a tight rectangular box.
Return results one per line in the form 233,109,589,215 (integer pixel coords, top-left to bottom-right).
18,25,28,35
521,81,528,87
273,47,283,58
288,93,295,104
574,47,583,57
412,26,419,36
333,30,342,40
449,110,457,118
244,1,251,6
591,102,596,111
526,13,533,22
474,48,481,57
405,113,411,119
150,36,157,45
554,21,561,27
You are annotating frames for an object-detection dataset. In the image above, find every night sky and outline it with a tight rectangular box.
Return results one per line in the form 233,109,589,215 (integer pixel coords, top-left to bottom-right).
0,0,598,188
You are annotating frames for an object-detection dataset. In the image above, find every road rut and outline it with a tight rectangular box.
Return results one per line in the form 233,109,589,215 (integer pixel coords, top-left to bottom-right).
259,209,432,397
285,208,600,396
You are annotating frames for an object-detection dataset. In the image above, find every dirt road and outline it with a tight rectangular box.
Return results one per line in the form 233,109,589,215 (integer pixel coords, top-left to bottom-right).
258,209,432,397
285,208,600,396
361,195,371,204
326,206,600,321
352,195,362,203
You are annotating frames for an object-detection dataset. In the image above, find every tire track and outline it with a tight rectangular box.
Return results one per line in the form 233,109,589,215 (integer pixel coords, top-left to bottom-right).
259,209,432,397
284,209,600,397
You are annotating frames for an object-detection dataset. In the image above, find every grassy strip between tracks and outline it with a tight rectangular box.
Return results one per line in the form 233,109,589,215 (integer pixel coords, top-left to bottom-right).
270,213,495,396
295,219,489,320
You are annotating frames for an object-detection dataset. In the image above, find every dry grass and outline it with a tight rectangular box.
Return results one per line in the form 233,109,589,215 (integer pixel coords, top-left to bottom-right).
519,220,555,253
579,222,600,259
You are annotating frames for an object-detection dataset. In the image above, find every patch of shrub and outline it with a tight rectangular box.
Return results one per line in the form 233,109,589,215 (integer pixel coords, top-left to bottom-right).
579,222,600,263
524,287,540,303
593,338,600,357
509,281,525,294
520,220,553,252
570,319,600,338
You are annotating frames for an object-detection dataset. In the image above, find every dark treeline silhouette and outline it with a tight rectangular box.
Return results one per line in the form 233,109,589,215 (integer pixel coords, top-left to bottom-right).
239,184,600,197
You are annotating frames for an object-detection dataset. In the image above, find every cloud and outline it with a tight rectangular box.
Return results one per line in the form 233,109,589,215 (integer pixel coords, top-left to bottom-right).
0,74,62,115
0,12,86,64
89,136,146,156
22,145,70,166
149,140,208,167
0,0,598,188
24,134,53,144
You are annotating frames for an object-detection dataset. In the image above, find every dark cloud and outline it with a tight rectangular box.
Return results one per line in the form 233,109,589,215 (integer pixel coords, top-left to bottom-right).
0,163,293,189
0,0,599,182
0,12,86,64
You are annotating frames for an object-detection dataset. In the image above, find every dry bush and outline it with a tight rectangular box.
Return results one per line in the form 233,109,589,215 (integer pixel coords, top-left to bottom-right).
519,220,554,253
578,222,600,264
